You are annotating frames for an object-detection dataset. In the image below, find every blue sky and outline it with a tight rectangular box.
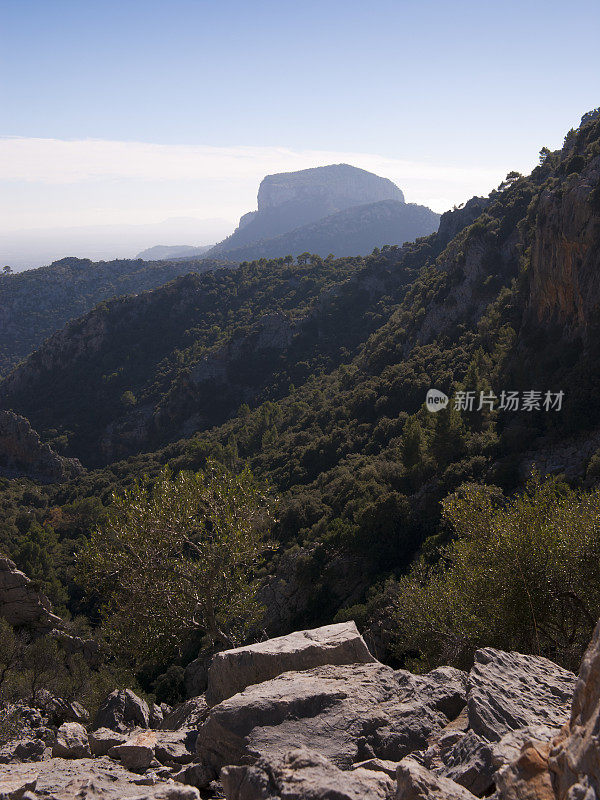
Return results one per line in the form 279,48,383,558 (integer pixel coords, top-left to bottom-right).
1,0,599,263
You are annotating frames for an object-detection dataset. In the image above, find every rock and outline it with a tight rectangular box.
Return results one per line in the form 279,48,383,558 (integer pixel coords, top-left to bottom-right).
154,730,196,765
436,731,495,796
221,747,396,800
467,648,576,741
11,738,46,762
94,689,150,732
149,703,163,729
0,764,38,799
491,725,560,771
195,662,447,787
160,697,208,731
396,757,479,800
109,730,157,773
0,556,62,631
89,727,128,757
52,722,90,758
550,616,600,800
205,621,376,706
495,740,555,800
170,763,212,789
351,757,402,778
395,666,469,720
36,691,89,725
9,756,183,799
0,410,83,483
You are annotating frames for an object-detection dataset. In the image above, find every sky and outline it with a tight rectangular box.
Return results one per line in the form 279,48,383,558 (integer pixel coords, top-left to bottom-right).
1,0,599,267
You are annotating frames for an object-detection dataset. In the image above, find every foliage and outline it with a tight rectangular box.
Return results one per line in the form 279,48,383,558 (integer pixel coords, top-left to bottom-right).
76,461,275,670
392,475,600,671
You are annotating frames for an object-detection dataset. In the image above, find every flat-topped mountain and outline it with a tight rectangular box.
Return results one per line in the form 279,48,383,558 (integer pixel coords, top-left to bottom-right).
209,163,430,258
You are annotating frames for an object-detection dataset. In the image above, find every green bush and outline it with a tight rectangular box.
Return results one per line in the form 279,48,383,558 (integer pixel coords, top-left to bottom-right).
392,474,600,671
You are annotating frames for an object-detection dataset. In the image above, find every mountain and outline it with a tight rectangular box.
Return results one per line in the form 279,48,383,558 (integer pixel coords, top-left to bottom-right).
0,255,230,377
216,199,440,261
208,163,434,259
0,110,599,653
136,244,213,260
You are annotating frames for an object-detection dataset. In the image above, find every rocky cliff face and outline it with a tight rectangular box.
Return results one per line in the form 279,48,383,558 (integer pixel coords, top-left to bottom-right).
0,556,63,631
257,163,405,211
0,410,83,482
526,131,600,342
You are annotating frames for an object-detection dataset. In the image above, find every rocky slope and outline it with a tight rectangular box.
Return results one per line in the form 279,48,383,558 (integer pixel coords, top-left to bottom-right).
1,617,599,800
210,199,440,262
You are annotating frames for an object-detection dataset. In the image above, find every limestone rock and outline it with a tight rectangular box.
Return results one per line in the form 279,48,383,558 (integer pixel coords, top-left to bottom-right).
154,730,196,765
0,764,38,799
0,410,83,483
495,740,555,800
396,757,479,800
94,689,150,732
10,738,46,762
435,731,495,796
160,697,208,731
221,747,396,800
89,727,128,757
109,730,157,773
206,621,375,705
52,722,90,759
550,616,600,800
395,666,469,720
0,556,62,631
467,648,576,741
196,662,447,787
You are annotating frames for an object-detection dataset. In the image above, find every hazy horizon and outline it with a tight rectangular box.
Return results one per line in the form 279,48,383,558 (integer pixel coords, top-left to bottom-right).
2,0,599,270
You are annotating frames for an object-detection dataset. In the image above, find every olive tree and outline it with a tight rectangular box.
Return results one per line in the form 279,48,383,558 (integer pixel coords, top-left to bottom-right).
76,461,275,667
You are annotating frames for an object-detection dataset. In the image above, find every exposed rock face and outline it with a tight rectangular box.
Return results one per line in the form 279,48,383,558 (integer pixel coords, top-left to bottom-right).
221,747,396,800
160,698,209,731
0,556,62,631
212,164,407,256
0,410,82,483
467,648,576,741
257,165,405,211
396,757,479,800
93,689,150,733
395,666,469,721
526,148,600,342
205,621,376,705
196,662,449,787
550,616,600,800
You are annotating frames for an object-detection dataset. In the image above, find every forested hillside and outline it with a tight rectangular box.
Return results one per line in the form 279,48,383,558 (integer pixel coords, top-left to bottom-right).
0,255,229,375
0,109,598,684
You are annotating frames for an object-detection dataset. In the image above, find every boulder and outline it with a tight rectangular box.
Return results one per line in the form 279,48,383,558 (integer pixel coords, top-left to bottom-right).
89,727,128,757
149,702,164,729
550,616,600,800
396,757,479,800
10,738,46,762
495,740,555,800
160,697,208,731
206,621,375,705
195,662,447,787
395,666,469,720
435,731,495,796
467,648,576,741
109,730,157,773
221,747,396,800
154,730,196,765
0,556,62,631
94,689,150,732
51,722,90,758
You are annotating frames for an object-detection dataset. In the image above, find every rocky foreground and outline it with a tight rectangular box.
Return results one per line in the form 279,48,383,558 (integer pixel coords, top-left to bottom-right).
1,619,599,800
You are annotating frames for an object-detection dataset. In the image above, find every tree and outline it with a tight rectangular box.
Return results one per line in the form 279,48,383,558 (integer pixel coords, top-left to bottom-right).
76,461,276,668
2,266,12,276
